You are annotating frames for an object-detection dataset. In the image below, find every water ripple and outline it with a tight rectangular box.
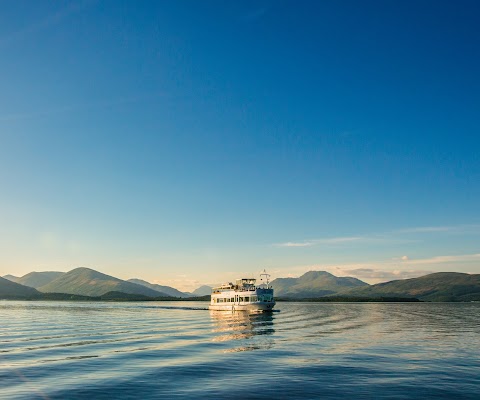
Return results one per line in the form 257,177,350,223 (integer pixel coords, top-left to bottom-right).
0,301,479,399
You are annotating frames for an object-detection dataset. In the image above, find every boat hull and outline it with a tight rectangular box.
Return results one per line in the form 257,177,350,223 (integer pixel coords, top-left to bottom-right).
208,302,275,312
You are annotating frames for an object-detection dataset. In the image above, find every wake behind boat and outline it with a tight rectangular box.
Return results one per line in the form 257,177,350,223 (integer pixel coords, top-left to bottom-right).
209,270,276,312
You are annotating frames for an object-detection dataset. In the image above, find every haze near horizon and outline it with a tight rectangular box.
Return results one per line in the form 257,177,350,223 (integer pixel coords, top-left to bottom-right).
1,0,479,291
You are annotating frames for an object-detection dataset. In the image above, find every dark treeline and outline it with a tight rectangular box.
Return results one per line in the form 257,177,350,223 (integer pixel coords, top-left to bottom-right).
276,296,422,302
0,292,211,302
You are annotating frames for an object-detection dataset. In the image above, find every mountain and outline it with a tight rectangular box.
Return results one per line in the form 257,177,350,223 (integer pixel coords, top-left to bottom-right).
271,271,369,298
191,285,212,296
14,271,65,289
127,279,190,298
0,276,40,298
37,267,170,297
2,274,19,282
345,272,480,301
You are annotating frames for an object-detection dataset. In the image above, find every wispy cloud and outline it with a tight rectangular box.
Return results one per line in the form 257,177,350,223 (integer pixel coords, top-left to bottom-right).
395,224,480,235
395,226,452,233
401,253,480,265
278,241,315,248
275,236,363,248
275,224,480,249
324,237,363,244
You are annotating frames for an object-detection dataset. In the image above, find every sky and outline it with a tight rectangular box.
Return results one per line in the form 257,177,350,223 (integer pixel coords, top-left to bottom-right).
1,0,479,291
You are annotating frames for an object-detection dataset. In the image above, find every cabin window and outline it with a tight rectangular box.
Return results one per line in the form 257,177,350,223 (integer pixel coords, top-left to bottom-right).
239,297,244,302
244,296,249,302
251,296,257,302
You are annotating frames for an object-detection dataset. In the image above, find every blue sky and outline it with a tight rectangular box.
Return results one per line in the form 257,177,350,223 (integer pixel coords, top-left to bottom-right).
1,0,479,290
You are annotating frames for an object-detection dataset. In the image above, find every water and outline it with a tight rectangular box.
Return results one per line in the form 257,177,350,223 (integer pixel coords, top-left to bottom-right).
1,301,479,399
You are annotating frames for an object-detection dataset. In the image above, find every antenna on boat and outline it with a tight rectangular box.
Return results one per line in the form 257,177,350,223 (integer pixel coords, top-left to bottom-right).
260,269,271,288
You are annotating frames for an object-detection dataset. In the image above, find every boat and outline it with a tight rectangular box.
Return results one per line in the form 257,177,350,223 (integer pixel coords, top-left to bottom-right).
208,270,276,312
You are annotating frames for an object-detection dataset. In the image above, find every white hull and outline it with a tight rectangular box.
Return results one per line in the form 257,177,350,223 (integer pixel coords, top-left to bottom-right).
208,302,275,312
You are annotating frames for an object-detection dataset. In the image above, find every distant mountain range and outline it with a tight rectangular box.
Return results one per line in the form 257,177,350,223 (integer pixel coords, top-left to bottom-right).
3,274,20,282
2,268,209,299
271,271,368,298
271,271,480,301
2,268,480,302
127,278,191,298
0,276,40,298
8,271,65,288
0,276,208,301
191,285,213,296
36,268,169,297
346,272,480,301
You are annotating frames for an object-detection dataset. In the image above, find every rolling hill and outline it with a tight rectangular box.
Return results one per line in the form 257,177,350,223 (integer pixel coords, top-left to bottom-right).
191,285,213,296
0,276,40,298
37,267,169,297
345,272,480,301
12,271,65,288
127,279,189,298
2,274,19,282
271,271,369,298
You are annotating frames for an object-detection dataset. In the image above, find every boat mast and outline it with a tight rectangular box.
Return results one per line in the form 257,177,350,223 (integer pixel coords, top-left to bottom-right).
260,269,271,288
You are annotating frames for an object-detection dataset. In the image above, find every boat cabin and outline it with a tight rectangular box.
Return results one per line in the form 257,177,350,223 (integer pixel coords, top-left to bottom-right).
209,272,275,311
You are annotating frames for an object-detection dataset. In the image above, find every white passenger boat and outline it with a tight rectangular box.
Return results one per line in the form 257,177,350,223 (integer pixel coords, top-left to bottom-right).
209,270,275,312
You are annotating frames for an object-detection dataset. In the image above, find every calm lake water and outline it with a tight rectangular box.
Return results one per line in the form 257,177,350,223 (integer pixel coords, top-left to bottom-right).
1,301,479,399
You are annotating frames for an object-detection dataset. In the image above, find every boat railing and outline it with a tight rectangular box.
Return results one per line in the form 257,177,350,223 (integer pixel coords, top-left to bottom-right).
212,285,274,294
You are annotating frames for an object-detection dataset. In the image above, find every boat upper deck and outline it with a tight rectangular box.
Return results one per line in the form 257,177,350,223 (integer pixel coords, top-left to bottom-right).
212,278,272,294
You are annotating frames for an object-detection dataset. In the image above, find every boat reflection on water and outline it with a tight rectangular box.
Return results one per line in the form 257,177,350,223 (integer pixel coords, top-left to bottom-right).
210,310,276,352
